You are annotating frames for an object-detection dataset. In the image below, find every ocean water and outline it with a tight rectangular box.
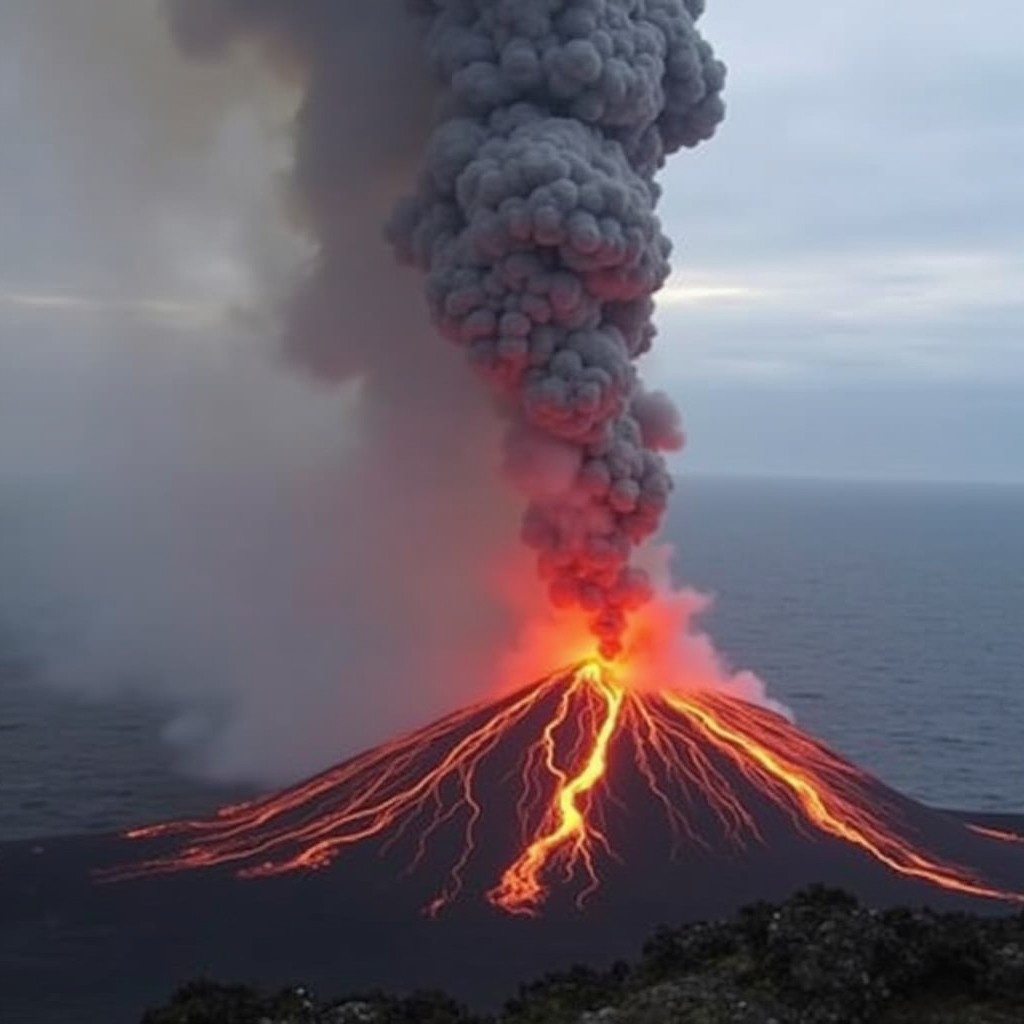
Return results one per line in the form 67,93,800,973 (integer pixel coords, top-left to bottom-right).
670,477,1024,814
0,475,1022,843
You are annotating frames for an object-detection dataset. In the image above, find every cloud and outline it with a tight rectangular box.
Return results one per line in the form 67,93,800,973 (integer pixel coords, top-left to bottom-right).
0,287,227,326
3,0,1019,483
650,0,1023,398
654,247,1024,383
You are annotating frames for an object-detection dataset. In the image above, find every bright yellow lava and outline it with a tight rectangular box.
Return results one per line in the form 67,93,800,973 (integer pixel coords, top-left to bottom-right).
489,663,623,913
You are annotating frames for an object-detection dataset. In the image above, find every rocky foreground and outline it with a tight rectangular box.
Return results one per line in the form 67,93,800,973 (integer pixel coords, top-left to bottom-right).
143,888,1024,1024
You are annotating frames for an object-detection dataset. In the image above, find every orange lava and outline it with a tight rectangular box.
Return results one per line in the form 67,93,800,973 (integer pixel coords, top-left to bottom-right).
967,824,1024,845
110,663,1023,912
489,663,623,913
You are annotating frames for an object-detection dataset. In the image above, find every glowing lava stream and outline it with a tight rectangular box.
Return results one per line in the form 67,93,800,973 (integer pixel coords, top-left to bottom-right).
489,664,623,912
112,663,1023,914
967,824,1024,845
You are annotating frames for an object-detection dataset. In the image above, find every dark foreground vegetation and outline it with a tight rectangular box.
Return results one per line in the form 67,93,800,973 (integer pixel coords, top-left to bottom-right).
144,888,1024,1024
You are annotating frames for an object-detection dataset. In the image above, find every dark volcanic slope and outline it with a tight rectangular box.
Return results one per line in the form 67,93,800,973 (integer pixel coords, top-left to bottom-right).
1,680,1022,1024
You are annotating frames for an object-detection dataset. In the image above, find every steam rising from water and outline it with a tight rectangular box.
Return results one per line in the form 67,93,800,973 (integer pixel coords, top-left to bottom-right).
1,0,532,780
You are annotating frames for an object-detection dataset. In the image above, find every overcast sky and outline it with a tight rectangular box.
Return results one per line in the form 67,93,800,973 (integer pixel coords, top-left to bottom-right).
1,0,1022,484
655,0,1024,482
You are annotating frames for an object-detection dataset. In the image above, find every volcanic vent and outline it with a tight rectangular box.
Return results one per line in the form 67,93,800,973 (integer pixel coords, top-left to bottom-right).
113,662,1023,912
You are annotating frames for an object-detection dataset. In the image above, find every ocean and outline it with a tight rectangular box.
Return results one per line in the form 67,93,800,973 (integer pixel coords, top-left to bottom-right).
1,475,1022,843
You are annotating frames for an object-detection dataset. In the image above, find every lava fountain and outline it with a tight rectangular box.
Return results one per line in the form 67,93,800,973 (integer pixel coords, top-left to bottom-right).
110,658,1023,913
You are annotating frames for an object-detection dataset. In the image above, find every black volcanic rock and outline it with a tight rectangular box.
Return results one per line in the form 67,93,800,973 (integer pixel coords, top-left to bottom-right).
1,678,1023,1024
141,888,1024,1024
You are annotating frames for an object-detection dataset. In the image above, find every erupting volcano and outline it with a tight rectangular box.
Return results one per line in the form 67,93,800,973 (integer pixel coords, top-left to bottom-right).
2,3,1022,1022
4,657,1024,1023
111,659,1023,914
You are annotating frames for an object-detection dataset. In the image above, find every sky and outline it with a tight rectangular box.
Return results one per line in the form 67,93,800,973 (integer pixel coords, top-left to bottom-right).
0,0,1021,781
654,0,1024,482
1,0,1021,483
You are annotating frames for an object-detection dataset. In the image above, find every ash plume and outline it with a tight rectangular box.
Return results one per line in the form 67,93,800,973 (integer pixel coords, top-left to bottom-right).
393,0,726,658
169,0,727,659
2,0,738,784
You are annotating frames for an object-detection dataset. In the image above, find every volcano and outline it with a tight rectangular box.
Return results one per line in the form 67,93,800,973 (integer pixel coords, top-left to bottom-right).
1,665,1023,1024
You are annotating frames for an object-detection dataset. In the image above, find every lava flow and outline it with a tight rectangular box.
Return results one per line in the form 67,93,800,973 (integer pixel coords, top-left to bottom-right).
109,660,1024,914
967,824,1024,845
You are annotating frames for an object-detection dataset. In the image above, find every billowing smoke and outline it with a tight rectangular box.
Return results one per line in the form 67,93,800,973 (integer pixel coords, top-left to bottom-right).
2,0,738,784
168,0,726,659
391,0,725,657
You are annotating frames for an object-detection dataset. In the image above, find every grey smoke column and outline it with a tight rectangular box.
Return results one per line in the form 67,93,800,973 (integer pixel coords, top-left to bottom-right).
165,0,725,660
391,0,725,657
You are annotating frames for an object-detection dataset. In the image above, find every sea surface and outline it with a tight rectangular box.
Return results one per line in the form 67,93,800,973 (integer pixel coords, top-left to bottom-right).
1,475,1022,843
